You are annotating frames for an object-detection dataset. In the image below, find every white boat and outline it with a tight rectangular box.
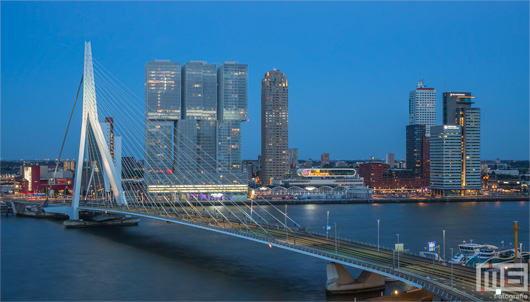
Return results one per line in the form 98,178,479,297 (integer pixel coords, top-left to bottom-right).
448,241,518,267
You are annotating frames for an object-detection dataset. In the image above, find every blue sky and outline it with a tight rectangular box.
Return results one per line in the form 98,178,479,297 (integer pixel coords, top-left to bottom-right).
2,1,528,160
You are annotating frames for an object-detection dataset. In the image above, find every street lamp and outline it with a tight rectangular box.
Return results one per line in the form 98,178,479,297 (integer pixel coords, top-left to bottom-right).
450,247,454,288
285,204,288,243
377,219,380,251
394,290,398,302
443,229,446,262
335,222,338,254
396,234,400,270
326,210,330,239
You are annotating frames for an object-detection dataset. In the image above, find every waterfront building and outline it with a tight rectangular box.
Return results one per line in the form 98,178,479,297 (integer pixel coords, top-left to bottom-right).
261,70,289,185
430,125,463,195
409,79,436,136
177,61,218,176
437,92,482,193
273,168,365,187
406,125,428,178
453,98,481,189
321,153,330,167
217,62,248,183
18,165,73,195
143,60,180,180
358,163,429,191
145,60,181,120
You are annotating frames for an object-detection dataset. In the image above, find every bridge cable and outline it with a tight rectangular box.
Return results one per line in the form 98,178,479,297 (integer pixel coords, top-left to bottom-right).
44,75,83,207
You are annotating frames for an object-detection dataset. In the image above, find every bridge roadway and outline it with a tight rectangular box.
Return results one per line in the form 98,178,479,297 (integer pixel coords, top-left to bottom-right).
72,203,524,302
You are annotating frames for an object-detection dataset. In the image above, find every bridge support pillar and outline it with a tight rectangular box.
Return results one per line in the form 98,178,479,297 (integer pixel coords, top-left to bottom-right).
326,262,385,295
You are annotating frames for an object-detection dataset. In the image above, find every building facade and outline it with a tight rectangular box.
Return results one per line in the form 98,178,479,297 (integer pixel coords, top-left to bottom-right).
406,124,427,178
144,60,180,183
177,61,218,177
321,153,330,167
430,125,463,195
358,163,429,190
261,70,289,185
217,62,248,183
385,153,395,169
409,79,436,136
439,92,482,193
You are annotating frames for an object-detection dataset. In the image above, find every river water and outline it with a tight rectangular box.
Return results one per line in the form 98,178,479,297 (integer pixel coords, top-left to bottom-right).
2,201,528,301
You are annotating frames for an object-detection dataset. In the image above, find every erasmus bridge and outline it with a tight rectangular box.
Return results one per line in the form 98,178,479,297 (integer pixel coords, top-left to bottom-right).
36,42,515,302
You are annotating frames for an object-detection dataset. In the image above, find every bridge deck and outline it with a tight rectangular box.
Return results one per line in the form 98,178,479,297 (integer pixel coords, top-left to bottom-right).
75,203,519,302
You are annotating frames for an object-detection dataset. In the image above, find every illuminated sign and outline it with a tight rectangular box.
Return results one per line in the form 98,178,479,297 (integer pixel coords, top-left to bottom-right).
444,125,459,130
450,93,466,97
428,241,436,252
302,169,311,176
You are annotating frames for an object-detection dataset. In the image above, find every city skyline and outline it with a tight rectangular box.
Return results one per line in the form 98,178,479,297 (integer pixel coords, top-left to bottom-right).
2,1,529,161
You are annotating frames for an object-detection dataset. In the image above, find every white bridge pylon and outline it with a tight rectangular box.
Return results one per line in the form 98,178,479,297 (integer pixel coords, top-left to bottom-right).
71,41,126,219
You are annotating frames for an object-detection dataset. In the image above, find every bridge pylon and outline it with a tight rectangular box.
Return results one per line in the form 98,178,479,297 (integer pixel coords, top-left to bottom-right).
70,41,126,219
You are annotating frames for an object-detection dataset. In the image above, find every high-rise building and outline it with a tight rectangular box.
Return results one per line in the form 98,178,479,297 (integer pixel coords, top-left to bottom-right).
261,70,289,185
144,60,180,181
181,61,217,120
321,153,330,167
430,125,463,195
145,60,181,120
406,125,426,178
385,153,395,169
217,62,248,121
443,92,481,190
217,62,248,183
443,92,471,125
178,61,218,176
409,79,436,136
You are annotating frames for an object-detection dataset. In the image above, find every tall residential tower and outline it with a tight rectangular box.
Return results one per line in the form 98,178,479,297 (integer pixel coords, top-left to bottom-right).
261,70,289,185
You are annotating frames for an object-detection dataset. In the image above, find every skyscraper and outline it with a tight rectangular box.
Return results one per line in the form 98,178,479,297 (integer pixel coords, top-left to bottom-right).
444,92,481,189
443,92,471,125
178,61,218,176
409,79,436,136
261,70,289,185
406,125,426,178
430,125,463,195
144,60,180,180
430,92,481,195
217,62,248,183
145,60,181,120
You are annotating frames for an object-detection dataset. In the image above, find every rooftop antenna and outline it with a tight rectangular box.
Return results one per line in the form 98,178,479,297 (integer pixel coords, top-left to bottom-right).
417,79,424,88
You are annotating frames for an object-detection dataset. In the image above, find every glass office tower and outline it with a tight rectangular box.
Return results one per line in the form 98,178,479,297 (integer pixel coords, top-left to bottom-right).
144,60,180,184
178,61,218,177
217,62,248,183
